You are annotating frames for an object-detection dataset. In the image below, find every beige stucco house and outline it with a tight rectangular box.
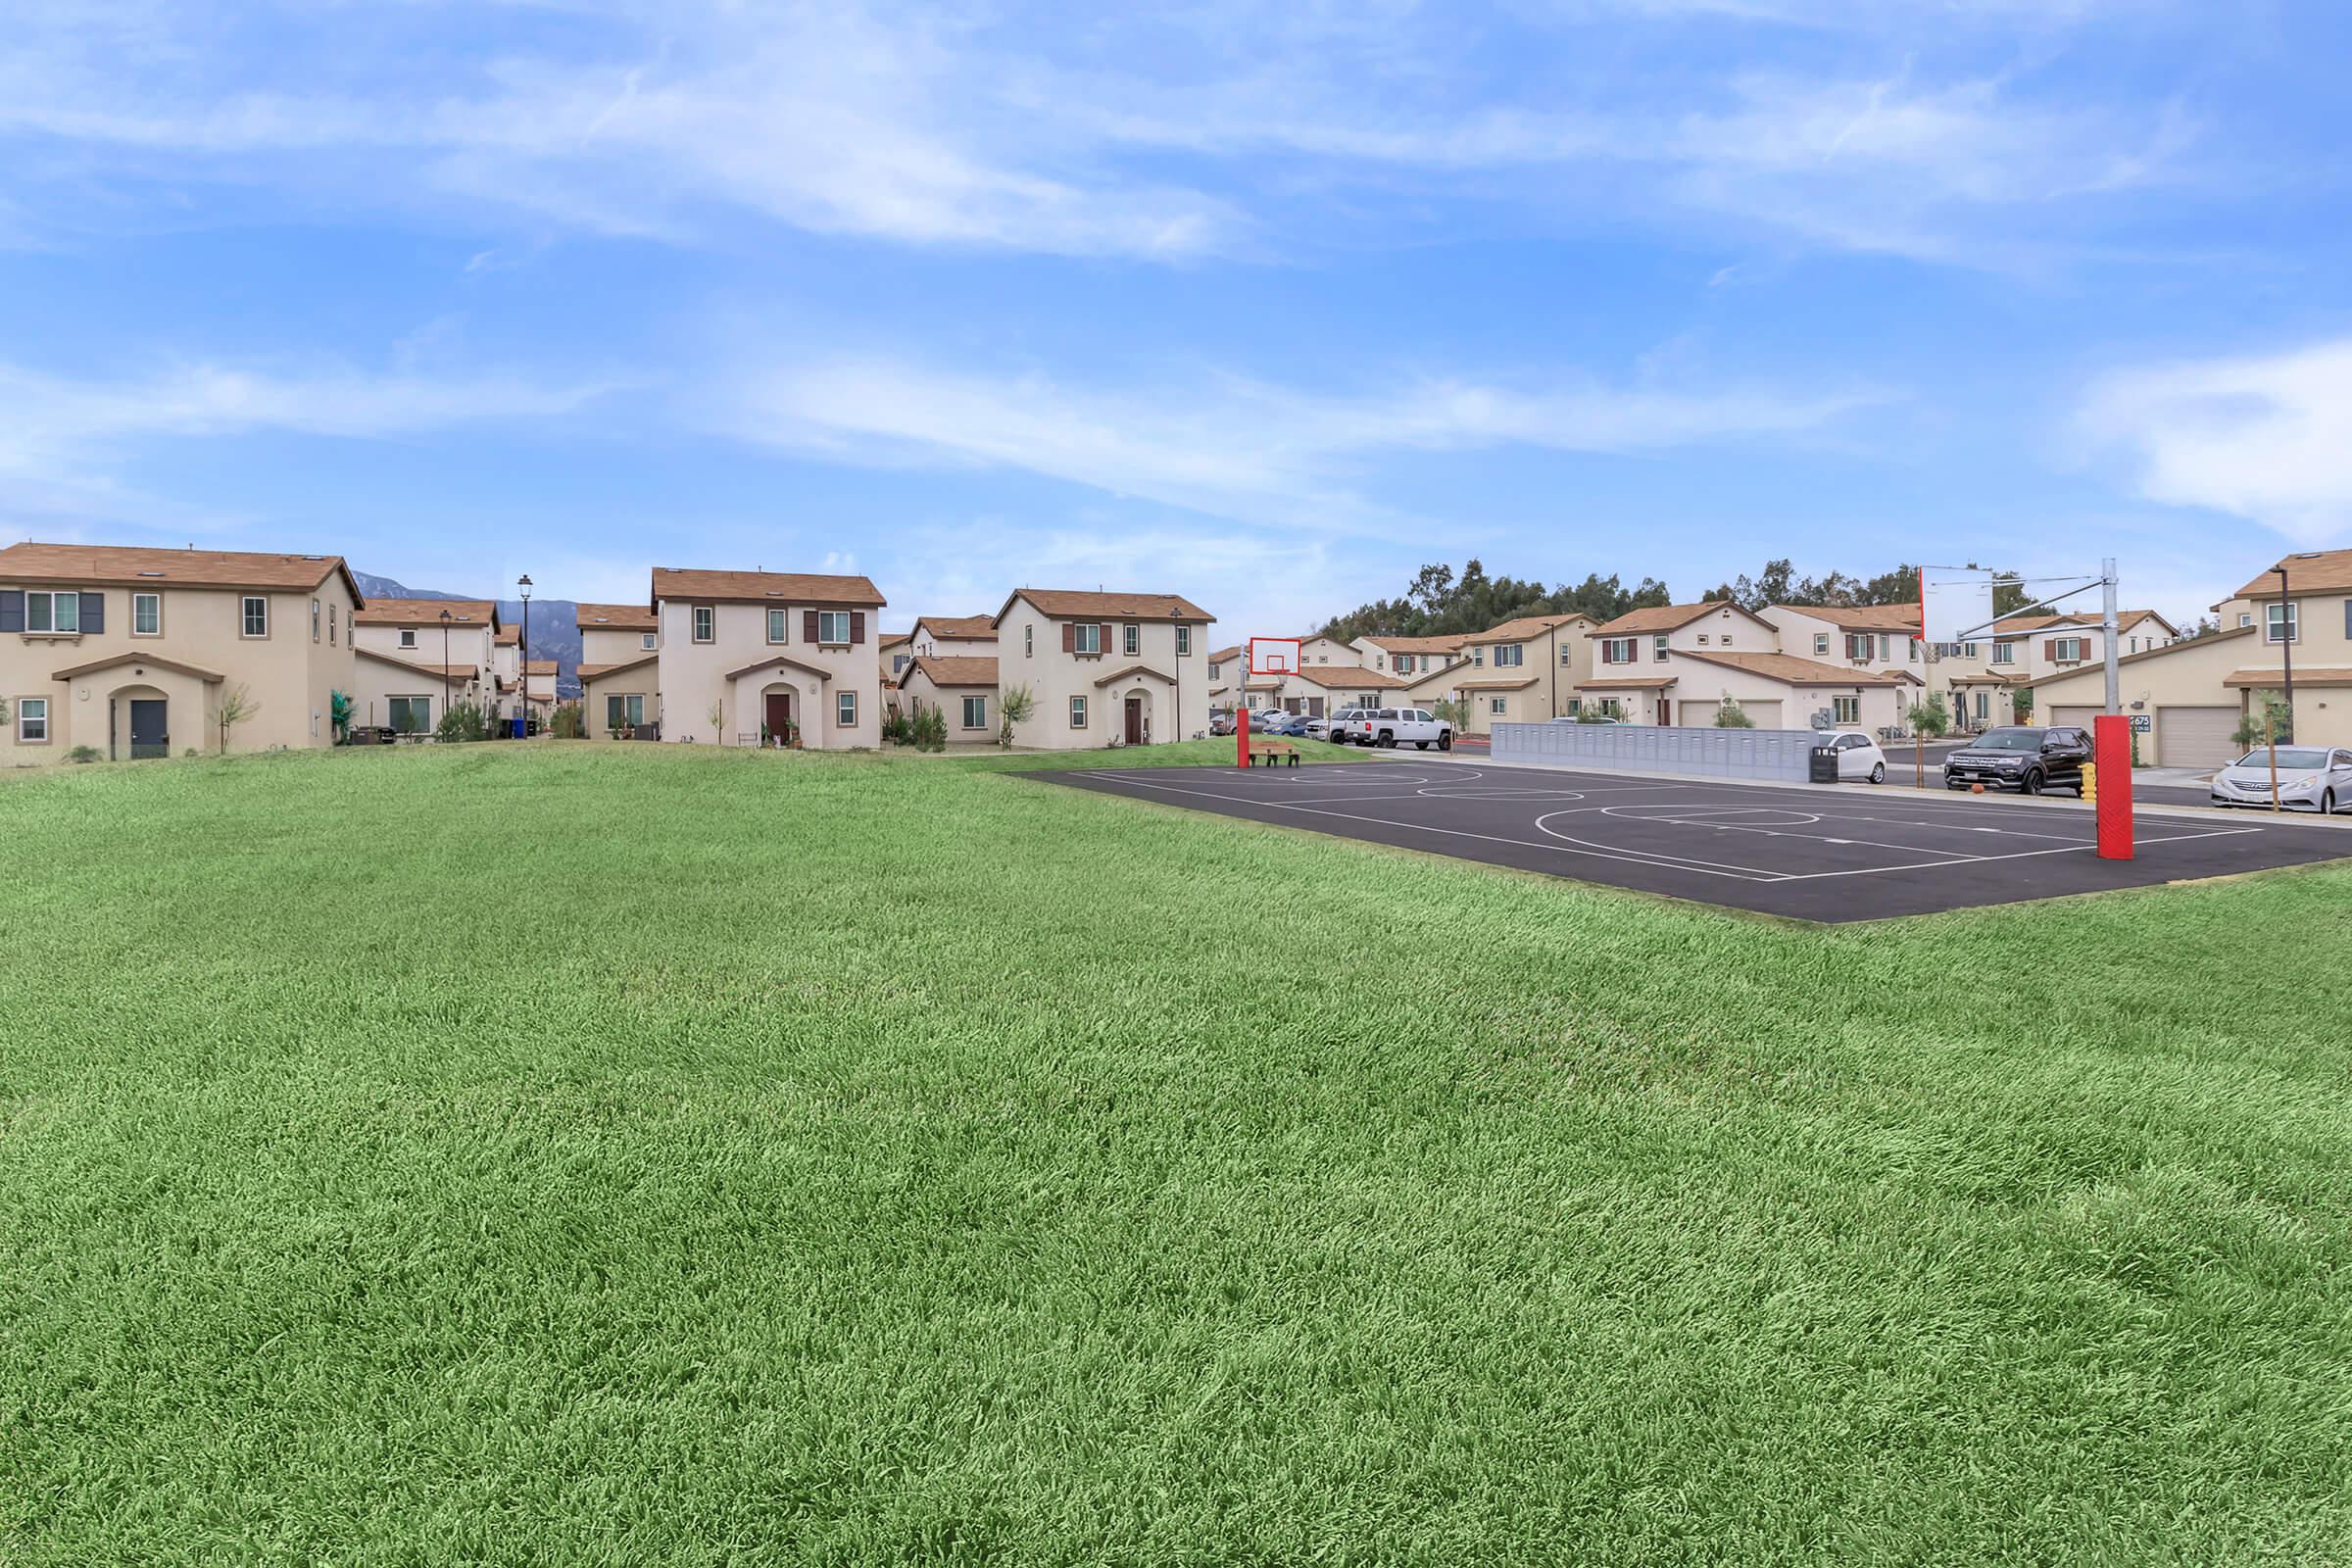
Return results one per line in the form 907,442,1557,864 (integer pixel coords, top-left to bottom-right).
1581,602,1910,729
909,614,999,660
650,566,887,749
348,598,502,733
3,541,360,761
898,655,1002,743
576,602,661,739
994,589,1215,749
1252,663,1410,715
1353,633,1466,682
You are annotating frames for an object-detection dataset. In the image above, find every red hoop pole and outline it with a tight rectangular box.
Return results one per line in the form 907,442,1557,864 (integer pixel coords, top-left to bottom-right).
1237,704,1250,769
2094,712,2132,859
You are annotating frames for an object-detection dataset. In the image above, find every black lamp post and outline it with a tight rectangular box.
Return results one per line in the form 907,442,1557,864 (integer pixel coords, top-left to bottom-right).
517,574,533,733
1170,605,1183,745
439,609,453,726
2276,564,2294,743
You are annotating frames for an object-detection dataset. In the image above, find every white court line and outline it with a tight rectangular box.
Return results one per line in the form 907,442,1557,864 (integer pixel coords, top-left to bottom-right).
1532,811,1966,875
1775,826,2267,881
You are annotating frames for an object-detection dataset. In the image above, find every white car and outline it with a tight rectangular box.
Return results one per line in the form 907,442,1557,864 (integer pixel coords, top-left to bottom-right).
1346,706,1454,751
1819,728,1888,784
2210,746,2352,812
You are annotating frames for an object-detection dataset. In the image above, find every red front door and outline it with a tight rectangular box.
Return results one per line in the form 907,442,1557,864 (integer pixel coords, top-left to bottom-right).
764,691,792,744
1124,697,1144,745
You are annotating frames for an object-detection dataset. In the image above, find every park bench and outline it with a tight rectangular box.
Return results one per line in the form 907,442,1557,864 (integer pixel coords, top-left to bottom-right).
1250,742,1301,767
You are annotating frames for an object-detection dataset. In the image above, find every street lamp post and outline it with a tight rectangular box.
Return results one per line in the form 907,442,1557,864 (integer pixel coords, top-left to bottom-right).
2276,564,2294,741
517,574,533,736
1170,606,1183,744
439,609,453,730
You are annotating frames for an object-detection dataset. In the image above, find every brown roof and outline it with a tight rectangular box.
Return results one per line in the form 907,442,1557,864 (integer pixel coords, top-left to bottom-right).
1091,662,1178,688
900,655,999,689
2225,667,2352,689
1590,601,1775,637
653,566,886,608
879,630,911,649
1206,645,1243,663
494,625,521,646
1578,674,1678,690
49,651,225,684
356,646,481,679
1676,649,1910,688
2233,549,2352,600
720,653,832,682
997,588,1212,623
911,613,999,642
1462,613,1590,646
525,660,559,675
355,598,499,629
1360,633,1467,655
577,654,659,681
1771,603,1920,633
1289,664,1409,689
575,602,658,632
0,541,363,603
1440,675,1542,692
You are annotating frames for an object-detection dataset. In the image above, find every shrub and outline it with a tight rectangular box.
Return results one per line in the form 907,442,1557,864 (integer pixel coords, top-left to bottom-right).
1713,699,1756,728
436,702,493,744
68,745,103,764
2233,690,2291,750
881,709,912,746
998,684,1036,748
2010,691,2033,723
551,703,585,740
1906,692,1950,739
909,704,947,753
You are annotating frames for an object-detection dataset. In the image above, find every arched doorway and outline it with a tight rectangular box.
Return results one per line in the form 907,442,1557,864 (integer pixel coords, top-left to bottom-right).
1117,684,1157,746
109,683,172,760
760,684,794,747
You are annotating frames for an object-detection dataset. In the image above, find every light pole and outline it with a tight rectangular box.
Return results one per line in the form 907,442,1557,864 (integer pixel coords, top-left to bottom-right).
1170,605,1183,744
439,609,453,728
2276,563,2294,742
517,574,533,736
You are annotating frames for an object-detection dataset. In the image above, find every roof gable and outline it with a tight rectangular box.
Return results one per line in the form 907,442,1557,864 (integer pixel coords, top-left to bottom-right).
0,541,364,604
653,567,886,608
994,588,1212,625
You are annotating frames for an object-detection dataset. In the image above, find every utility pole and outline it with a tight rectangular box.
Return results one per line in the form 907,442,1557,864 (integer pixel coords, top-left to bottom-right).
439,609,453,727
2276,563,2294,744
1170,605,1183,744
2101,556,2120,715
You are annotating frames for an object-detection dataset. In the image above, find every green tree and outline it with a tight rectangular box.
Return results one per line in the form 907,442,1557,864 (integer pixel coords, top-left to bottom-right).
217,684,260,754
1713,698,1756,728
1906,692,1950,739
2232,690,2292,750
436,701,492,743
998,684,1035,748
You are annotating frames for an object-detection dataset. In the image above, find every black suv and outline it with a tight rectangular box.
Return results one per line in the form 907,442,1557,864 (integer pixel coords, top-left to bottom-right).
1942,725,2092,796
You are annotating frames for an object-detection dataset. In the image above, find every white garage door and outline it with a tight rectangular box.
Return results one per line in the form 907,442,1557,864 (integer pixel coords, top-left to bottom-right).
1681,700,1725,725
2157,705,2241,768
1740,700,1781,729
2048,706,2101,733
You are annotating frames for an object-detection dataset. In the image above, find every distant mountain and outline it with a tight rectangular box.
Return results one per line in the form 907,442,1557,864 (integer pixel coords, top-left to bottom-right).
353,571,584,698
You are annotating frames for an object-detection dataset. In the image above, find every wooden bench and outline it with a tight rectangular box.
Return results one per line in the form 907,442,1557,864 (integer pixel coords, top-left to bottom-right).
1250,742,1301,767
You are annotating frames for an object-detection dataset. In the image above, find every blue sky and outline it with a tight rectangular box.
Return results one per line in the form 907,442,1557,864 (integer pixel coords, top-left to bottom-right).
3,0,2348,636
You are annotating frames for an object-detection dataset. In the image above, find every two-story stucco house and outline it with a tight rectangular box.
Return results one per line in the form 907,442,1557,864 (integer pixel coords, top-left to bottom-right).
1410,613,1595,733
908,614,999,660
1582,601,1909,729
2,541,361,761
1353,634,1466,682
575,602,662,739
2034,550,2352,764
994,589,1214,748
896,655,1002,743
348,598,501,734
650,567,887,749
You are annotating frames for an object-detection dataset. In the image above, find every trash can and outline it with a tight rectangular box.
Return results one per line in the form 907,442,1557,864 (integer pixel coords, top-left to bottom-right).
1808,744,1839,784
511,714,527,740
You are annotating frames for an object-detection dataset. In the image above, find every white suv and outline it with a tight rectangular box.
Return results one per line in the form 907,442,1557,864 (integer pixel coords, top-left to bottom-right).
1348,707,1453,751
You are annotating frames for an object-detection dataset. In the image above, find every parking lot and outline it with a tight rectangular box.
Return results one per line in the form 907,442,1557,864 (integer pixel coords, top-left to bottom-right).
1034,759,2352,921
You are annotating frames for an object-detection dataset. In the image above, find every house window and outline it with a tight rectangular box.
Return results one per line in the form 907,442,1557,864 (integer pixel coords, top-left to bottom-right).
1813,632,1830,655
692,606,714,643
817,611,853,645
1601,637,1637,664
1123,624,1140,657
1207,662,1221,680
1025,625,1035,657
638,631,654,650
1490,696,1507,714
1697,633,1710,645
1176,626,1191,657
1834,696,1860,724
766,609,789,644
1472,647,1485,665
1991,642,2016,665
960,695,988,729
1073,623,1102,656
606,694,644,729
2237,612,2252,627
892,653,909,675
16,696,48,743
2052,636,2086,662
1845,634,1873,661
24,590,81,634
241,597,269,638
1069,694,1088,728
836,690,858,727
400,629,418,649
1558,645,1572,666
2266,603,2298,644
1494,645,1524,667
1652,634,1669,662
133,593,161,637
387,695,432,733
328,604,337,645
312,600,320,642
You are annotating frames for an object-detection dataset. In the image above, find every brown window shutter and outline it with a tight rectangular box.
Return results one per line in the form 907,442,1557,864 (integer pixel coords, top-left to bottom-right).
805,610,819,643
1060,622,1075,654
2044,638,2057,661
851,612,865,645
1099,622,1111,653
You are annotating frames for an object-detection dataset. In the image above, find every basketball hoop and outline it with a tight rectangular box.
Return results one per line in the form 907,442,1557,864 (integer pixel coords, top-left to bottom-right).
1237,638,1303,767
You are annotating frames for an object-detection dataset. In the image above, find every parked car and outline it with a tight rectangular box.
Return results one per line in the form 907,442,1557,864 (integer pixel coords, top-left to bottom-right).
345,725,398,746
1301,713,1335,741
1941,725,2091,795
1261,711,1310,736
1346,707,1454,751
1208,711,1237,737
1322,707,1372,744
2210,746,2352,812
1819,728,1889,784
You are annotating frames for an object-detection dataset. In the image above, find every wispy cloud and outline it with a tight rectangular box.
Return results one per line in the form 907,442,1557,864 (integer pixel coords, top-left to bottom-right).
2079,336,2352,545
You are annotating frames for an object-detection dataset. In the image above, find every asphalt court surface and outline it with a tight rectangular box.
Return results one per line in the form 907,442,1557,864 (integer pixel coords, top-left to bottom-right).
1032,759,2352,921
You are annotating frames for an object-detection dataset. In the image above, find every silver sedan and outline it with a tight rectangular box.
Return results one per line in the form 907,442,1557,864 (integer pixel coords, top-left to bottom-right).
2210,746,2352,812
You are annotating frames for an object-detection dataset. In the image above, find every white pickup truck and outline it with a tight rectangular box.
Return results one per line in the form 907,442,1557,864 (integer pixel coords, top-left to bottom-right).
1344,706,1454,751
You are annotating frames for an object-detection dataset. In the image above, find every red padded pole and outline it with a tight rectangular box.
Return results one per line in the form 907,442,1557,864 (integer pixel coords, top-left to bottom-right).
2094,713,2132,860
1237,704,1250,770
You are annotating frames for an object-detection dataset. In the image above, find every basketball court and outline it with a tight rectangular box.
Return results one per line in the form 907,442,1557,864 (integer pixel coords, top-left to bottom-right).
1031,759,2350,921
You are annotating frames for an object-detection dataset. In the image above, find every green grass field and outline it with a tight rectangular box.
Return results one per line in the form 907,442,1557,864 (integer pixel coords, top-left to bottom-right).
5,741,2349,1565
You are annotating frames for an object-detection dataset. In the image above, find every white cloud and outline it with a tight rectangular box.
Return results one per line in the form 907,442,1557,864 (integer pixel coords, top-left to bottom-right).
2080,337,2352,544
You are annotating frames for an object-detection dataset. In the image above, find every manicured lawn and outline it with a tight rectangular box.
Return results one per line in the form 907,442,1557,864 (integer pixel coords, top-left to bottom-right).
4,741,2349,1565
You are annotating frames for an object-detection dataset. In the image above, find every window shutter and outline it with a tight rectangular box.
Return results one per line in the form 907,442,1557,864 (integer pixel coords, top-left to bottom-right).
0,591,22,633
81,593,106,634
804,610,818,643
1099,622,1112,653
1060,622,1075,654
851,612,865,645
2044,638,2058,661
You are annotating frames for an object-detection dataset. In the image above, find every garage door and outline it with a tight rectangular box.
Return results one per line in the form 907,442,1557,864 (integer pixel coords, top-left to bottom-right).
2048,706,2101,733
1740,700,1781,729
2157,705,2241,768
1682,700,1725,725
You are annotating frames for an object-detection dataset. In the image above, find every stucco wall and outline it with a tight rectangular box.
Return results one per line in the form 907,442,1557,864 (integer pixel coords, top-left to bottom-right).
997,598,1213,750
655,599,882,749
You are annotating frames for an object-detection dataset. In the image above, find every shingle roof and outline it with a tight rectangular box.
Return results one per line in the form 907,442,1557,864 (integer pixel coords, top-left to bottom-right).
1091,662,1179,688
2224,666,2352,688
1358,633,1468,654
1589,601,1773,637
49,651,226,684
575,602,658,632
578,655,659,680
356,647,480,680
0,541,363,602
1289,664,1409,689
911,613,999,641
653,567,886,607
1578,674,1678,690
1462,613,1590,645
524,660,559,675
494,625,521,646
1206,645,1243,662
1771,603,1921,633
2233,549,2352,600
1676,649,1911,687
1441,675,1542,691
901,655,999,688
355,598,500,629
997,588,1212,623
